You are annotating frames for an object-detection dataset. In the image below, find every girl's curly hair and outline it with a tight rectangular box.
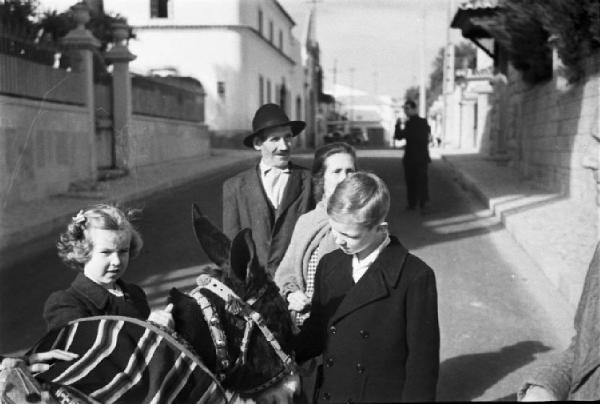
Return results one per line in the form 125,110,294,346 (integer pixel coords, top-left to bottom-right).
57,204,143,270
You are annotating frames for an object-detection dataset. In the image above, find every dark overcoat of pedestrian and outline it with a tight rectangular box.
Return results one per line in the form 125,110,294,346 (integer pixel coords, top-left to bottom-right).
222,162,313,277
395,116,431,164
294,237,440,403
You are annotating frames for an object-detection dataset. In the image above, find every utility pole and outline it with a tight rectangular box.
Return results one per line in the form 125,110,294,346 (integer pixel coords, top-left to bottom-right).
349,67,355,124
442,0,455,146
331,58,337,113
419,3,427,117
373,69,379,96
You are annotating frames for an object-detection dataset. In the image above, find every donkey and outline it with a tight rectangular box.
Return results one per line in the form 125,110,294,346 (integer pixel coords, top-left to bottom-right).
168,204,300,401
22,204,299,403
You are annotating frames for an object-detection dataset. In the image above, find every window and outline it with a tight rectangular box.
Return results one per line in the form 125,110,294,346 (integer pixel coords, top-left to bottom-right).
278,30,283,51
269,21,274,42
259,75,264,105
150,0,169,18
279,82,287,111
217,81,225,97
296,96,302,120
266,79,272,103
258,9,263,35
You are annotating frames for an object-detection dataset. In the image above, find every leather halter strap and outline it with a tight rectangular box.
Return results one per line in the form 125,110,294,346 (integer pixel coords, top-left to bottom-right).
195,274,295,370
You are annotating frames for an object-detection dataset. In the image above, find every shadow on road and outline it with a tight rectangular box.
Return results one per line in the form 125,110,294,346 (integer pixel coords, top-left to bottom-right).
437,340,552,402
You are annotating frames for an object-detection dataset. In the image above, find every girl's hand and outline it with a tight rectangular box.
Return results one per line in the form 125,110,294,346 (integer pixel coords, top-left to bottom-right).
287,291,310,312
5,349,79,374
148,303,175,329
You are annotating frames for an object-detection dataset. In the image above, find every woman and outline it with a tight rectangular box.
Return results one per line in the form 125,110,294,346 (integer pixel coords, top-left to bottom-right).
275,142,356,325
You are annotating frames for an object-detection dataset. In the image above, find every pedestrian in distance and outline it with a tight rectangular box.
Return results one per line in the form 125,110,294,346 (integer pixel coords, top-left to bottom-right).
43,204,173,331
293,171,440,403
394,99,432,214
222,103,314,278
518,241,600,401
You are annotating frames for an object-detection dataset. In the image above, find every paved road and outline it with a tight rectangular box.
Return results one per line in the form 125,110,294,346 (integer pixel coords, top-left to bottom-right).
0,150,569,401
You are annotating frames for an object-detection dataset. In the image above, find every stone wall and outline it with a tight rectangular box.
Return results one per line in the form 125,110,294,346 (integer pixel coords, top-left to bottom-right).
0,95,91,206
128,115,210,167
497,53,600,305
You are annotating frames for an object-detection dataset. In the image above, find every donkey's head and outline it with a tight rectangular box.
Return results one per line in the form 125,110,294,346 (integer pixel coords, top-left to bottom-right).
168,204,296,398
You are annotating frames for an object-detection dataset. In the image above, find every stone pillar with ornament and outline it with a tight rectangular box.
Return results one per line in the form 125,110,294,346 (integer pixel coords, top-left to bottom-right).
105,22,136,170
62,1,100,182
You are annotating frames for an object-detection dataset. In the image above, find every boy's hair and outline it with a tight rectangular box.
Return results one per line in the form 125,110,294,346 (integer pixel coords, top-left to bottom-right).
57,204,143,270
327,171,390,228
312,142,357,201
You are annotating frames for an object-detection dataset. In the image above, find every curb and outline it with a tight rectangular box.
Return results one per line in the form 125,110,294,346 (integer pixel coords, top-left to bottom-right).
442,155,490,208
0,154,257,269
440,154,576,342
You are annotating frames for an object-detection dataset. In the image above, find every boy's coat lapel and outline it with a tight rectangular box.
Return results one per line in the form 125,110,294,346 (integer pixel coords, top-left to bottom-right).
329,260,389,325
327,238,409,325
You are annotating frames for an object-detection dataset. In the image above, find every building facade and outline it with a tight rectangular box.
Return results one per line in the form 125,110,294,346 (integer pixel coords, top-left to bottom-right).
103,0,307,146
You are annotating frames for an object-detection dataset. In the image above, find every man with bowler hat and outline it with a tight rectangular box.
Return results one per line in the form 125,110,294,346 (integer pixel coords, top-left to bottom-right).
223,103,314,277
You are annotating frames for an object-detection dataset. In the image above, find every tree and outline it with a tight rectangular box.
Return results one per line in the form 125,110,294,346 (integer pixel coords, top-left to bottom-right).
0,0,39,36
403,42,476,110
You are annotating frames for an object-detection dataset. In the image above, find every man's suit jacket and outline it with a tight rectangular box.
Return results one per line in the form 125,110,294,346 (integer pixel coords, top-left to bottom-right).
294,237,440,403
222,162,314,277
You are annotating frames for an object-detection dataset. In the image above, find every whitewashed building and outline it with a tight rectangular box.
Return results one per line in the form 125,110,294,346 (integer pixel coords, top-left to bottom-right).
97,0,307,146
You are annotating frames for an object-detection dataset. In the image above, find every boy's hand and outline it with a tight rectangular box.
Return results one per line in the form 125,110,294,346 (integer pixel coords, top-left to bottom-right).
148,303,175,329
287,291,310,312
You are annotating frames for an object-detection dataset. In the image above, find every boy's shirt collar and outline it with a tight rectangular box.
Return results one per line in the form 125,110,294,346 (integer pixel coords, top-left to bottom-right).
351,233,391,283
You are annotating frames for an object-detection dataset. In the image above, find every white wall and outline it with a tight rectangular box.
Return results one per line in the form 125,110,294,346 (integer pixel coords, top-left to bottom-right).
129,115,210,167
101,0,305,143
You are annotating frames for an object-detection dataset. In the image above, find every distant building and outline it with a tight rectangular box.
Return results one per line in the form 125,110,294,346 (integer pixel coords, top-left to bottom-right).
103,0,309,147
328,83,399,147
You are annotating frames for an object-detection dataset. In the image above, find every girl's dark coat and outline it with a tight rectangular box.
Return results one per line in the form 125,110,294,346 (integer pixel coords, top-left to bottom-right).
43,273,150,331
294,237,440,403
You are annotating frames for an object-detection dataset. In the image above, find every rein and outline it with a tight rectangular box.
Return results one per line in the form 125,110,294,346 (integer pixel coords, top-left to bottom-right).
189,274,295,395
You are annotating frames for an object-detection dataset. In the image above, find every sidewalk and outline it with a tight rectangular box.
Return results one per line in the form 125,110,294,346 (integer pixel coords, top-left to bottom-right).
441,150,595,312
0,148,259,268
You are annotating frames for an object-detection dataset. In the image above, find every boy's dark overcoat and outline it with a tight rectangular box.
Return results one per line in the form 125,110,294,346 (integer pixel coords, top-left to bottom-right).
294,237,440,403
222,162,313,277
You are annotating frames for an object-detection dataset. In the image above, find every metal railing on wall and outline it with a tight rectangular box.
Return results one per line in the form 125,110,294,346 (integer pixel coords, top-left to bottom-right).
0,26,84,105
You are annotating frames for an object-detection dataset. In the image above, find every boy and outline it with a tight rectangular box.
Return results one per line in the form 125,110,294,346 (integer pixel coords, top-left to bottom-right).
294,171,440,403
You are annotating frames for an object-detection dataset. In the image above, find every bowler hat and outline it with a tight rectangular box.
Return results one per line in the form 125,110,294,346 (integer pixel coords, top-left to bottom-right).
243,103,306,148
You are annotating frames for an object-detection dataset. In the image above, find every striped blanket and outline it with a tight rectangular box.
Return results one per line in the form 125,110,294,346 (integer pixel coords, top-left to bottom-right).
29,315,226,404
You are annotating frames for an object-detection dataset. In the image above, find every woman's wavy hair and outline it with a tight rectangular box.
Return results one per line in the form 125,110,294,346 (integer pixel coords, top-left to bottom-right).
312,142,357,202
57,204,143,270
327,171,390,229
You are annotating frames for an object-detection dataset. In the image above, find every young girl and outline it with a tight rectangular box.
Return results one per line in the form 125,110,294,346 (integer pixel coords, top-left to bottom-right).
293,172,440,403
43,204,172,331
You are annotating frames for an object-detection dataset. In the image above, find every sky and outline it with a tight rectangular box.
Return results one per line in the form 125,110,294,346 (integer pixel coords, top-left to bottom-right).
278,0,461,100
38,0,463,101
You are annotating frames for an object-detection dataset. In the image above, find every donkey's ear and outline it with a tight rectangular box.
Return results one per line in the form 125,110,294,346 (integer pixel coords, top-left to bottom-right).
230,228,265,285
192,203,231,267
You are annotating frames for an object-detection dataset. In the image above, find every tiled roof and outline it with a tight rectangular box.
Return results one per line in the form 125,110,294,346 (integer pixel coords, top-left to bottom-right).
458,0,499,10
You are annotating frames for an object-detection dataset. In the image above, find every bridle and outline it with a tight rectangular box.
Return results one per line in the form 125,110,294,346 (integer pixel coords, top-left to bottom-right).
189,274,296,396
